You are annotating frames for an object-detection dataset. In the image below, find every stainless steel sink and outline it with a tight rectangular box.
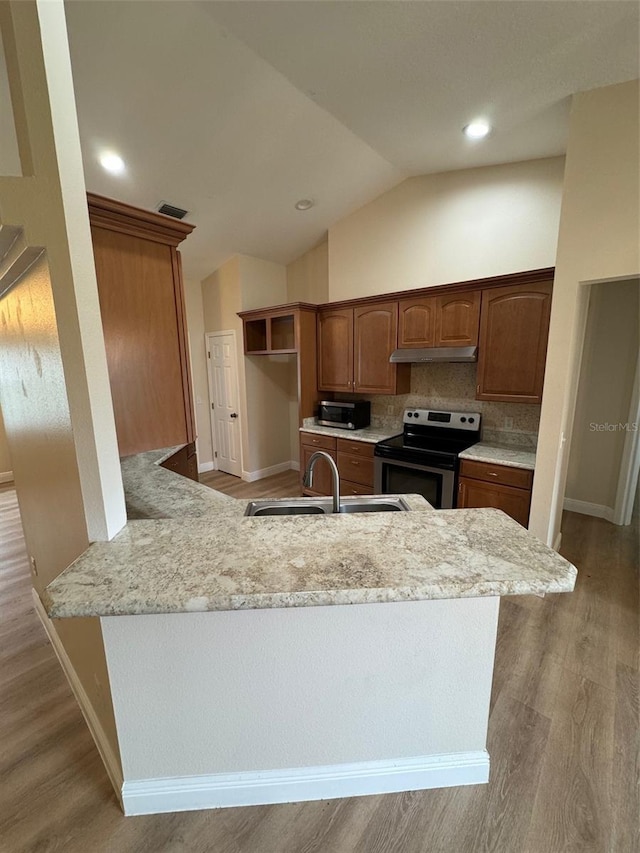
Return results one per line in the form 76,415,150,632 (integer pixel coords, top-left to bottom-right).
245,496,410,516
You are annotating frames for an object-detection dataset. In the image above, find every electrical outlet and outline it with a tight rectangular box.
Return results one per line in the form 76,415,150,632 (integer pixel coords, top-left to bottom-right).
387,406,394,415
504,417,514,430
30,556,38,576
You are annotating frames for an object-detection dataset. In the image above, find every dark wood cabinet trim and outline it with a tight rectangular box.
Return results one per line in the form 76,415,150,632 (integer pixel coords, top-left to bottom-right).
87,193,194,247
316,267,555,312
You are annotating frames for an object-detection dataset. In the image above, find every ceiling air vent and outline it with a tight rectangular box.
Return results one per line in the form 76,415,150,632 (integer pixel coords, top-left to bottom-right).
157,201,188,220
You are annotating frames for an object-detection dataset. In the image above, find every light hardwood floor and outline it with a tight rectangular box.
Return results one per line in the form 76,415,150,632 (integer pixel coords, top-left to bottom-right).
0,476,638,853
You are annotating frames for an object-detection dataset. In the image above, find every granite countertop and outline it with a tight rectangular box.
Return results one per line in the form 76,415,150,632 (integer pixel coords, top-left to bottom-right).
42,447,575,619
299,421,399,444
459,442,536,471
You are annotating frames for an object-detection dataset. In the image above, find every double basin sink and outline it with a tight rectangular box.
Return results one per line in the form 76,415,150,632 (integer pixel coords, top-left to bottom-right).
245,495,411,517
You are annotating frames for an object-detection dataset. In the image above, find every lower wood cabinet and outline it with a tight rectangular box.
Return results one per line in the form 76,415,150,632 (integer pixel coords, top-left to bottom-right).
300,433,375,497
457,459,533,527
160,442,199,482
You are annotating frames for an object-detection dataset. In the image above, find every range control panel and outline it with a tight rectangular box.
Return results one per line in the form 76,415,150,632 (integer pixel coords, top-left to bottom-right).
402,408,482,431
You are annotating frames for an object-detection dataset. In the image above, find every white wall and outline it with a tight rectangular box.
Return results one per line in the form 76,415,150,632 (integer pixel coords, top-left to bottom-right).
564,279,639,515
530,80,640,545
0,0,125,777
328,157,565,301
201,254,297,478
182,278,213,469
0,407,12,478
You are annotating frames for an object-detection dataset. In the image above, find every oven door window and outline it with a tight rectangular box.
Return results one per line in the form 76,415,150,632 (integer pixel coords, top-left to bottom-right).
383,463,443,508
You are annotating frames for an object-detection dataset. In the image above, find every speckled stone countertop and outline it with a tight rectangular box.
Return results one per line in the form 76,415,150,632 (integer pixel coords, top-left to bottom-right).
300,420,399,444
459,442,536,471
121,448,238,519
42,447,576,618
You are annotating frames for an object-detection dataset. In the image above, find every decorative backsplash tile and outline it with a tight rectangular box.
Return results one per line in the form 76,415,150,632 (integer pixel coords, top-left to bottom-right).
364,364,540,445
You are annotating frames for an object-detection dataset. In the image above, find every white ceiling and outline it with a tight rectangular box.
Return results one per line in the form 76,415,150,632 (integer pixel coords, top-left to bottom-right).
62,0,639,281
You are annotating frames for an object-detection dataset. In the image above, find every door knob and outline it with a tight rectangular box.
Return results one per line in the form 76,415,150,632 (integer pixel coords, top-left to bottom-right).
230,412,238,419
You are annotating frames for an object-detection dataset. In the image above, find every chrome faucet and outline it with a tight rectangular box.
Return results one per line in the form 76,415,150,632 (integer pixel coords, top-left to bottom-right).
303,451,341,513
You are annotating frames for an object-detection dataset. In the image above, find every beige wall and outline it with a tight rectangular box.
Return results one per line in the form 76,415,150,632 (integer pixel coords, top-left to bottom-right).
565,279,639,511
0,407,11,475
531,80,640,545
182,278,213,468
287,237,329,304
0,0,124,776
328,157,565,301
201,255,295,476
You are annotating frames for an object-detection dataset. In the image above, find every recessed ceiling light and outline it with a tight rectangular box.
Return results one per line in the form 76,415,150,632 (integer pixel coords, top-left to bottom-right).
294,199,314,211
99,152,126,175
463,120,491,140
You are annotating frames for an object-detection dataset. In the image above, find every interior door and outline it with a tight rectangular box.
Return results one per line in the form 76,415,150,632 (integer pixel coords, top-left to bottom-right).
207,333,242,477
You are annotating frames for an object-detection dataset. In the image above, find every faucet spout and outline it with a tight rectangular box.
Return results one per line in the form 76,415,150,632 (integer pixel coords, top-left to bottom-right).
303,450,341,513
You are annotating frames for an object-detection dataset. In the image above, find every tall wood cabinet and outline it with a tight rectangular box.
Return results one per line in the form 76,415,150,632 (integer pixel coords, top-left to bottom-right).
318,302,410,395
476,281,553,403
88,193,197,461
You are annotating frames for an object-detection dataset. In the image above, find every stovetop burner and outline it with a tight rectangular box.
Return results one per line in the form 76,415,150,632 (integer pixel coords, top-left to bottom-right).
375,408,481,469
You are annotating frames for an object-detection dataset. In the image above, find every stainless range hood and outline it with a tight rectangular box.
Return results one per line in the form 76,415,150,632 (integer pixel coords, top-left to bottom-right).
389,346,478,364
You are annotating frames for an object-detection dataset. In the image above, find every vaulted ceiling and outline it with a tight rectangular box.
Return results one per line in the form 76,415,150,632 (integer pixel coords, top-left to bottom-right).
63,1,639,280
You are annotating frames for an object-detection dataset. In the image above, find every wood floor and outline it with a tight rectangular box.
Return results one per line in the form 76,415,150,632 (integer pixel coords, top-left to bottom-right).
1,475,638,853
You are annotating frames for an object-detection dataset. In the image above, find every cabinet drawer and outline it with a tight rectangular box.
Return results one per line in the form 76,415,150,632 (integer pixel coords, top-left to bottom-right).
337,438,375,458
300,431,337,452
337,452,374,486
340,479,373,496
458,477,531,527
459,459,533,490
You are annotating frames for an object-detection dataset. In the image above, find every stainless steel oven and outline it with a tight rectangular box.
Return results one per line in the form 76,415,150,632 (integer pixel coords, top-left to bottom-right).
374,409,481,509
374,456,456,509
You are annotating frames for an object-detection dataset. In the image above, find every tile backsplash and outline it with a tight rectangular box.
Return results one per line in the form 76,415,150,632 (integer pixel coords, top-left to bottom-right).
361,364,540,447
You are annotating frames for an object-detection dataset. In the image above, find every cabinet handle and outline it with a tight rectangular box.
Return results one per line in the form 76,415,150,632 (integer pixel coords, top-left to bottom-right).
488,472,498,477
351,460,360,466
312,438,320,444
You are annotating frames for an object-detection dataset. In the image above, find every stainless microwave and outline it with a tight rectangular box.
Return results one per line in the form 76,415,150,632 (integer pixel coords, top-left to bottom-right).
318,400,371,430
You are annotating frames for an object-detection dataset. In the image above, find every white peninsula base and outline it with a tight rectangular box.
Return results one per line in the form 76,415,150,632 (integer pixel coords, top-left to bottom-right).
100,596,499,816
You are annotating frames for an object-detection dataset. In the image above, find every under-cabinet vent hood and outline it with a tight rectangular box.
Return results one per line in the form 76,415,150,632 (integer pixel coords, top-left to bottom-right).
389,346,478,364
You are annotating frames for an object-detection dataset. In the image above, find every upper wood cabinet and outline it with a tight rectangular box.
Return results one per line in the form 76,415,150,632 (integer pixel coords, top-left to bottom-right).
317,308,354,392
476,281,553,403
398,289,480,348
398,298,436,347
88,193,196,458
239,303,319,425
434,291,480,347
318,302,410,395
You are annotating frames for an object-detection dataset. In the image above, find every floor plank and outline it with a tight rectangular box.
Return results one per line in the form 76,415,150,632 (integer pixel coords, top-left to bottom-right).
0,475,638,852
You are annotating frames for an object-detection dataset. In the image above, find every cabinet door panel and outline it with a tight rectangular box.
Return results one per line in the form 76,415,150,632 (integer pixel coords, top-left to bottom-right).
354,302,399,394
435,290,480,347
92,227,188,455
317,309,353,392
301,444,338,496
457,477,531,527
476,282,552,403
398,297,436,347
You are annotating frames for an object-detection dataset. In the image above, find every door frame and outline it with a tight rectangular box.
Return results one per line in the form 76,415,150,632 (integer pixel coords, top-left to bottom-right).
205,330,243,475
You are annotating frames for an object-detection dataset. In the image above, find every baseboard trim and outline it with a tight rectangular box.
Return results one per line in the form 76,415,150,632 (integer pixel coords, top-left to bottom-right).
32,591,124,806
197,461,214,474
553,531,562,552
0,470,14,484
563,498,614,522
290,460,300,472
242,461,297,482
121,750,489,816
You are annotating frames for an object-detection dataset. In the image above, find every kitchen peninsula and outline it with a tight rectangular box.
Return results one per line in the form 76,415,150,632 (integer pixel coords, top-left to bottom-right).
42,450,576,816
